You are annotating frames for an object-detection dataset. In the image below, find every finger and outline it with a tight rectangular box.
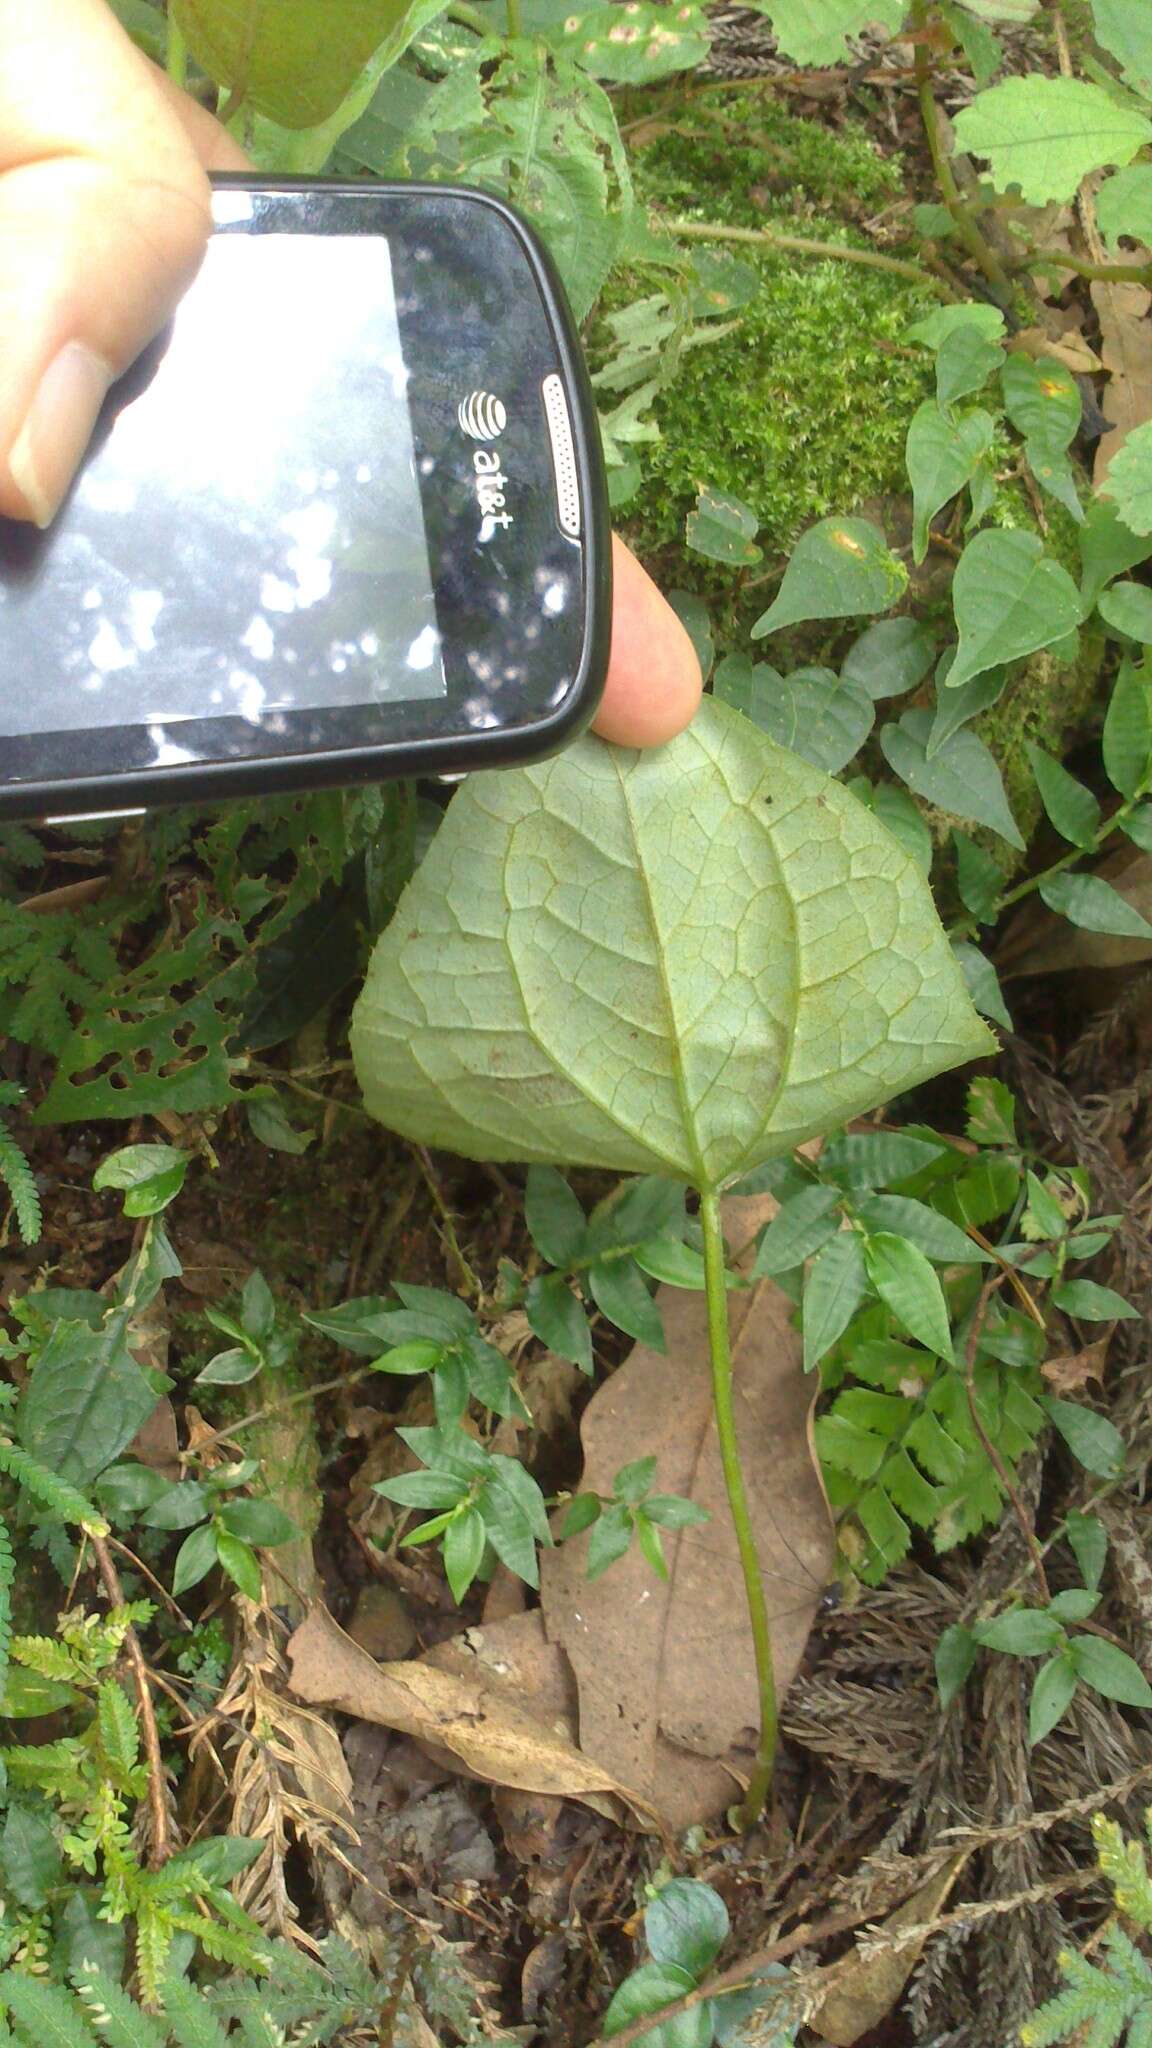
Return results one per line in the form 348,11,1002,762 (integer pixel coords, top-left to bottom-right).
591,535,703,747
0,0,215,526
149,62,251,173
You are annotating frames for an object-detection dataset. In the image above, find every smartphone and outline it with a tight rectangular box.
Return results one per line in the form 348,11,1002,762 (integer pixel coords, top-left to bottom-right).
0,179,611,823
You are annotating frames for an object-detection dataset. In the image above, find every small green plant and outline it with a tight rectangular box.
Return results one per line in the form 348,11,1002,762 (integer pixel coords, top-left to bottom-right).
937,1513,1152,1745
1023,1809,1152,2046
600,1877,800,2046
0,1085,40,1247
562,1455,709,1581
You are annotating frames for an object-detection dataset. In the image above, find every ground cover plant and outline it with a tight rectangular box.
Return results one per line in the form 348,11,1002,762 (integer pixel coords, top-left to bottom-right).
3,0,1152,2043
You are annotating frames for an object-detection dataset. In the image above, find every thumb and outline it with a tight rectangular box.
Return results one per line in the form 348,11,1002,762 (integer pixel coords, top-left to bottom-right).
0,0,216,527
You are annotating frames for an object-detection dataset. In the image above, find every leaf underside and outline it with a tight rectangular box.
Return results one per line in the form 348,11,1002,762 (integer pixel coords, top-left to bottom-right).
352,700,992,1188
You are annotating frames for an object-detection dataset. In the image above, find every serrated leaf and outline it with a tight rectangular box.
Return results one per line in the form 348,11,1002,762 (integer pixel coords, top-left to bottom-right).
864,1232,954,1357
954,833,1005,922
525,1272,594,1373
1025,746,1102,848
714,657,875,773
953,76,1152,203
525,1165,587,1266
1099,580,1152,645
761,0,905,64
945,530,1085,693
1070,1634,1152,1707
351,702,992,1190
935,1622,977,1707
1090,0,1152,98
1097,163,1152,250
752,519,906,637
18,1316,158,1488
1038,871,1152,939
1029,1653,1078,1744
952,939,1012,1028
1103,658,1152,796
686,486,761,565
754,1184,843,1276
906,402,995,563
1042,1395,1125,1477
1099,418,1152,537
881,709,1025,848
1066,1508,1108,1591
1,1803,63,1910
973,1606,1063,1655
841,617,936,700
171,0,437,129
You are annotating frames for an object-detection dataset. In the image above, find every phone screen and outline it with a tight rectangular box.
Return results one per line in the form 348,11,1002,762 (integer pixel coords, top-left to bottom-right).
0,233,446,742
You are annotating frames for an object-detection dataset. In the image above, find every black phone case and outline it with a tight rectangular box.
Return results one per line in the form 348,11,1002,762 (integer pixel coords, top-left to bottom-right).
0,179,611,823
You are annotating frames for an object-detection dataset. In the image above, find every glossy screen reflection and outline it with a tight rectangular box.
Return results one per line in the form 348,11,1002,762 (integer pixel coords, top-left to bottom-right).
0,235,445,739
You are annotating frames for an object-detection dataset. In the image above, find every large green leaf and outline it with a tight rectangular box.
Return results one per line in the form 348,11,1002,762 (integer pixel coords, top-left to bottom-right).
759,0,905,64
352,702,992,1189
1090,0,1152,99
952,77,1151,203
946,530,1085,693
171,0,432,128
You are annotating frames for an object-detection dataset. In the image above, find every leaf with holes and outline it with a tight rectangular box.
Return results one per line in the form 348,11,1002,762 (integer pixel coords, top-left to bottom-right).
352,702,992,1191
953,77,1151,204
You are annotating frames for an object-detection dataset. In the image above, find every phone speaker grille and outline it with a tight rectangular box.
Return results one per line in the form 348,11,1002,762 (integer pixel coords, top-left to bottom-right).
542,374,581,538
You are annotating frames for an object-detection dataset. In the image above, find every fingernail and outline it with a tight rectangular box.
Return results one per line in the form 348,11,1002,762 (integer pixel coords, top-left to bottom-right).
8,342,113,528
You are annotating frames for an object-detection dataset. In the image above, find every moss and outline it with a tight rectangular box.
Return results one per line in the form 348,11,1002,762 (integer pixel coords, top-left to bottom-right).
607,90,936,602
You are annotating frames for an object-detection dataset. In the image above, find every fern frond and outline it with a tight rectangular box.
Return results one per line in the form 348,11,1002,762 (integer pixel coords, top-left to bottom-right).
0,1511,14,1706
0,1447,108,1537
96,1682,140,1786
72,1969,167,2048
1094,1814,1152,1932
164,1910,268,1977
0,1117,40,1248
0,1971,102,2048
159,1976,231,2048
131,1907,171,2017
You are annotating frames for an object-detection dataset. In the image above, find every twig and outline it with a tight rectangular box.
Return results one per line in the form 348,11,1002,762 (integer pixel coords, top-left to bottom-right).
963,1278,1051,1603
179,1366,380,1460
107,1535,195,1630
90,1533,172,1867
665,217,954,296
414,1145,484,1300
909,0,1013,301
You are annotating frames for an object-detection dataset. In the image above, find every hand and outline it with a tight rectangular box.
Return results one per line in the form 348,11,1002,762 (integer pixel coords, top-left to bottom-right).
0,0,701,750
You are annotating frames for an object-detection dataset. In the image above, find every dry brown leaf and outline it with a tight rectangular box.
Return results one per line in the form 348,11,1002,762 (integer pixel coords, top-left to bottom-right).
286,1604,651,1825
999,849,1152,977
539,1194,836,1829
1009,325,1102,376
812,1857,967,2047
1091,274,1152,485
1042,1334,1111,1394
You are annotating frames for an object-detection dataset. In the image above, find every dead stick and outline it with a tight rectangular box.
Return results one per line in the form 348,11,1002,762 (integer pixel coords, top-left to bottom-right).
91,1533,171,1867
963,1278,1051,1604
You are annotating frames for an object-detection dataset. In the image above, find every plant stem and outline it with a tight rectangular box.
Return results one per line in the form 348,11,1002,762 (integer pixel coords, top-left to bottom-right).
91,1533,172,1866
1023,248,1152,287
505,0,523,36
667,217,954,298
910,0,1014,303
699,1188,777,1827
166,17,189,89
447,2,493,35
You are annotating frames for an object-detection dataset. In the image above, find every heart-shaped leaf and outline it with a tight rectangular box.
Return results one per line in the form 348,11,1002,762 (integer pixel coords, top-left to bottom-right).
752,519,906,638
352,701,992,1190
946,529,1085,692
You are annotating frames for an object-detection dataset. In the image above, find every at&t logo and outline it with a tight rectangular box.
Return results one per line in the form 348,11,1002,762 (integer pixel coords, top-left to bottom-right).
457,390,507,440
